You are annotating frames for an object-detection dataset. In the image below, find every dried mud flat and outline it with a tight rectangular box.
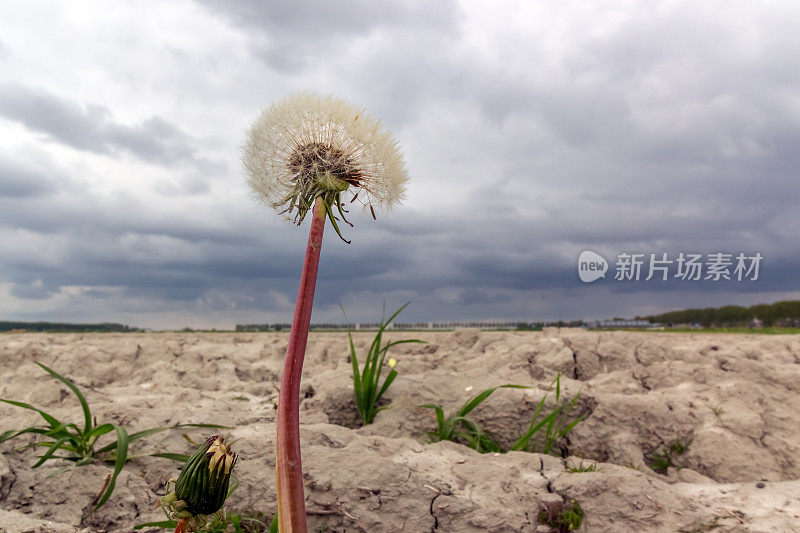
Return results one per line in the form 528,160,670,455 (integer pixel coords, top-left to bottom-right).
1,329,799,532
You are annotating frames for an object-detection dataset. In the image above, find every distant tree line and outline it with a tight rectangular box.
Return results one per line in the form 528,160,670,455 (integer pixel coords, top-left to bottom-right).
638,300,800,327
0,321,138,333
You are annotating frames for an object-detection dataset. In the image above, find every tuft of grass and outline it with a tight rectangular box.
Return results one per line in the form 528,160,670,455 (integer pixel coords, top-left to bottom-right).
421,373,586,456
136,512,278,533
567,460,598,473
649,450,672,472
422,384,529,453
0,362,224,511
346,302,425,425
537,499,583,532
648,441,688,474
511,373,585,455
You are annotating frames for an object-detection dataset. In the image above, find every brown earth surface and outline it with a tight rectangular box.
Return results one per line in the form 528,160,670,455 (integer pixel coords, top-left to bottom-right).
1,329,799,532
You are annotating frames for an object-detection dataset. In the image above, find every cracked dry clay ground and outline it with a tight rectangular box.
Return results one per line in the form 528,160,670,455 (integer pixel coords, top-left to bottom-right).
1,329,799,532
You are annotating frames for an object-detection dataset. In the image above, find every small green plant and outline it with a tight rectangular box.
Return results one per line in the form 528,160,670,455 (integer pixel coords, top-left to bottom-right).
347,302,425,425
537,499,583,532
510,373,585,455
705,403,723,417
0,362,224,510
649,450,672,472
136,513,277,533
422,384,528,453
648,441,688,474
567,460,597,473
422,374,586,456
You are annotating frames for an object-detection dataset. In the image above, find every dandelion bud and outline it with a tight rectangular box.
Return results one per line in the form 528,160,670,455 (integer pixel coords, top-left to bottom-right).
172,436,237,516
388,358,397,368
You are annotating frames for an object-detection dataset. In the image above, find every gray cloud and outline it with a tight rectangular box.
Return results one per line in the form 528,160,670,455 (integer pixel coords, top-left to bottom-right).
0,155,59,198
0,84,196,164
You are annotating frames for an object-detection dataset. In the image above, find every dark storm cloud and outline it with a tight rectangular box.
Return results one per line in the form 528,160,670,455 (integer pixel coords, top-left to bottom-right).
0,84,196,164
196,0,460,72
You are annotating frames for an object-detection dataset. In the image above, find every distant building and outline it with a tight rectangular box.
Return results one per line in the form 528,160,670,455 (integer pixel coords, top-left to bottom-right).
586,319,655,329
235,320,579,331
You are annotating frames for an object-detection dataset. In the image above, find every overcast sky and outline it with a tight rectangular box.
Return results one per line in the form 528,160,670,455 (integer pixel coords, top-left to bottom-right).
1,0,799,329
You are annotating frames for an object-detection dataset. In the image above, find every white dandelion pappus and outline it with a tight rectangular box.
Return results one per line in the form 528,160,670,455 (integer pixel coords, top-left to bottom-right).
242,93,408,242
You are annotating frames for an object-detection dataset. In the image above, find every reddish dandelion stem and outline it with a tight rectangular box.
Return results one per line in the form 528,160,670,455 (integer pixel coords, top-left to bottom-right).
175,518,189,533
276,197,326,533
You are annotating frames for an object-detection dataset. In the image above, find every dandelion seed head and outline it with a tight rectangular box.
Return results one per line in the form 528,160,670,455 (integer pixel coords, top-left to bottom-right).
242,93,408,236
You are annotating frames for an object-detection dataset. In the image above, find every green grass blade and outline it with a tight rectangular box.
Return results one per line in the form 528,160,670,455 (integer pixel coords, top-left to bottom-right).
270,514,279,533
348,332,362,398
421,404,445,435
0,427,52,443
94,423,227,455
543,406,561,454
364,302,390,385
375,369,398,402
231,514,243,533
384,301,412,325
457,385,528,418
86,423,114,440
556,414,585,440
511,411,557,451
377,339,426,355
457,388,497,417
32,437,71,467
43,423,71,437
93,425,128,510
34,362,92,434
364,339,380,394
0,398,62,428
510,391,549,451
28,440,80,453
343,309,366,423
134,521,177,529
